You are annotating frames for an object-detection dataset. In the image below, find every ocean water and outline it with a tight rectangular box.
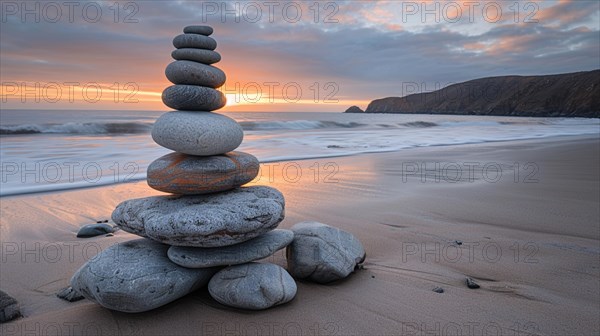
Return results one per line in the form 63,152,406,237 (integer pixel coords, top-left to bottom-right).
1,109,598,196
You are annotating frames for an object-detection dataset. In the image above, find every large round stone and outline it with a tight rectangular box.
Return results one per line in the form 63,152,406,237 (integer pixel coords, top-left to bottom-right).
172,48,221,64
147,151,259,195
162,85,226,111
168,229,294,268
70,239,218,313
183,25,213,36
173,33,217,50
152,111,242,156
208,263,297,310
112,186,285,247
286,221,366,283
165,61,226,88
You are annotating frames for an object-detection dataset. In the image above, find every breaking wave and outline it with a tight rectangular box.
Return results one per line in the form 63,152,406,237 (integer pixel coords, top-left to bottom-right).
0,122,152,135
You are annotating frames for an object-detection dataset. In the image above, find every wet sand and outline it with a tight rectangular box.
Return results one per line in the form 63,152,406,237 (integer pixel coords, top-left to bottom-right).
1,136,598,335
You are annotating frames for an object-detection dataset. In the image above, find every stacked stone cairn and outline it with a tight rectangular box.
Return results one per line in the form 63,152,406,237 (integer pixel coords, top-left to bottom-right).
69,25,365,313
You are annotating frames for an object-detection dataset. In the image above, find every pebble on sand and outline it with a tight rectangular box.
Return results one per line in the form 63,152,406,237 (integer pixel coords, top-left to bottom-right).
56,286,85,302
466,277,480,289
76,223,114,238
0,290,21,323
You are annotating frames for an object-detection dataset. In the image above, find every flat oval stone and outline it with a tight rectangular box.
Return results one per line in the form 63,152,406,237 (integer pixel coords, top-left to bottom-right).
162,85,226,111
70,239,218,313
286,221,366,283
172,48,221,64
152,111,242,156
165,61,226,88
208,263,297,310
183,25,213,36
147,151,259,195
168,229,294,268
112,186,285,247
173,33,217,50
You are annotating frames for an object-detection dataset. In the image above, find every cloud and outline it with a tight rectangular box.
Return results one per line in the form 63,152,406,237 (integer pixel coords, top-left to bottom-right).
537,0,599,26
0,0,598,111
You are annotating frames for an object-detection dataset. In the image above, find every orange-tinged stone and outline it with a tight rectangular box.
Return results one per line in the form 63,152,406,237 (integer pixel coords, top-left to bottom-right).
147,151,259,195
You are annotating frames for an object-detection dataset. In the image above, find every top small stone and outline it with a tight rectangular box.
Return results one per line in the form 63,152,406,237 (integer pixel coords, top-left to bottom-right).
183,25,213,36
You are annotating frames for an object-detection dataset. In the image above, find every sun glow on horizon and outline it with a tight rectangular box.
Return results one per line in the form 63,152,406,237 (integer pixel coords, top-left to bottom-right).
225,93,238,107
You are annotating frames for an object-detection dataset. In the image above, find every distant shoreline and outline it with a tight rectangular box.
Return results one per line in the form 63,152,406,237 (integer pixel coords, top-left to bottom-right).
346,69,600,118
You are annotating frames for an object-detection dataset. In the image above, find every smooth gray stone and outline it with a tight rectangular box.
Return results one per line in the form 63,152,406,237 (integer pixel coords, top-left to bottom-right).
112,186,285,247
56,286,85,302
286,221,365,283
208,263,296,310
147,151,259,195
77,223,114,238
172,48,221,64
162,85,226,111
173,33,217,50
0,290,21,323
183,25,213,36
151,111,242,155
165,61,226,88
168,229,294,268
70,239,218,313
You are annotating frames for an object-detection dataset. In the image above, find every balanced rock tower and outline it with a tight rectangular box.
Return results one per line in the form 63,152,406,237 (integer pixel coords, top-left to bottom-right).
70,26,297,312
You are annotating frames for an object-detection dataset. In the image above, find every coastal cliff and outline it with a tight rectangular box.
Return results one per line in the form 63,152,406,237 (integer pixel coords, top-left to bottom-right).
348,70,600,117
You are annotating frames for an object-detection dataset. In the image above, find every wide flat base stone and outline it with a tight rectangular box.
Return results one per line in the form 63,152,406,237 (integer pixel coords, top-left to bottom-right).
112,186,285,247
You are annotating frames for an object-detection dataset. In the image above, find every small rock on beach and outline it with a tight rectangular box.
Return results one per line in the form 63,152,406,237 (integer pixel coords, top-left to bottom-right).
56,286,85,302
0,290,21,323
286,221,365,283
466,277,480,289
76,223,114,238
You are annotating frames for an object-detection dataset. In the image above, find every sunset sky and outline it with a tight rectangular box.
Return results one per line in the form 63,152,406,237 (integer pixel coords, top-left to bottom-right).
1,0,599,112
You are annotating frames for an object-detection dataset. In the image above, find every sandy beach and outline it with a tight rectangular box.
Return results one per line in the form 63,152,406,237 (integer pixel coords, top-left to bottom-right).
1,135,598,336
